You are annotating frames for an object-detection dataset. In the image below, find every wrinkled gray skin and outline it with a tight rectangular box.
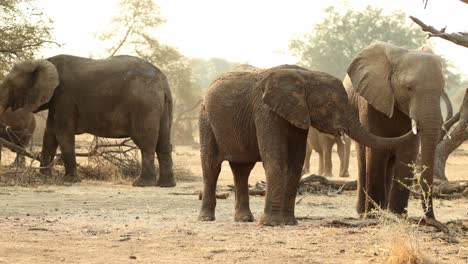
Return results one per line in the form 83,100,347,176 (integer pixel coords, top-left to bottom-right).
303,127,351,178
345,42,445,219
0,108,36,167
198,64,415,226
0,55,175,186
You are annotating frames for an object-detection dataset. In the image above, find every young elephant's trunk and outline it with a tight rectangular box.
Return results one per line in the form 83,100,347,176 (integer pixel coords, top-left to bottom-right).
343,109,415,149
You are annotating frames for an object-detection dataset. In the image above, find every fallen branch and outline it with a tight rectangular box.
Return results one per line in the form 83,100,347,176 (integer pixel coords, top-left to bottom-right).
409,16,468,48
0,137,40,161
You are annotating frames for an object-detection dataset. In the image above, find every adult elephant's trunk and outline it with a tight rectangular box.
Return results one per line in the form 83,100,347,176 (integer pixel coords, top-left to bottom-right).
417,116,442,219
343,108,414,149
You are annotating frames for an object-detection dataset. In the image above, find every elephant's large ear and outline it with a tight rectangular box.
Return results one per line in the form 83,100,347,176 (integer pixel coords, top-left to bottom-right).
346,41,406,118
12,60,59,112
259,69,310,130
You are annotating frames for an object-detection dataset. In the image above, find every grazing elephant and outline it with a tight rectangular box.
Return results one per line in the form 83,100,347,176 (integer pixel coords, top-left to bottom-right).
0,55,175,186
0,108,36,167
345,41,446,220
198,64,414,226
302,127,351,177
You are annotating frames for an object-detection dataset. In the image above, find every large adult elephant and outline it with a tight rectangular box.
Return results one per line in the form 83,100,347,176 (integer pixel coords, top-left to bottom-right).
0,108,36,167
0,55,175,187
303,127,351,178
198,64,414,226
344,41,446,220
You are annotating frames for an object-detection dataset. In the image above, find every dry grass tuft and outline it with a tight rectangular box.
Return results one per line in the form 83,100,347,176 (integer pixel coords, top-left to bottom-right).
366,209,435,264
385,231,434,264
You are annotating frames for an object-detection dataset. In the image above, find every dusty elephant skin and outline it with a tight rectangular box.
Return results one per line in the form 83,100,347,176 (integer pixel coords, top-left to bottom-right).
0,55,175,187
198,64,415,226
303,127,351,178
345,41,446,220
0,108,36,167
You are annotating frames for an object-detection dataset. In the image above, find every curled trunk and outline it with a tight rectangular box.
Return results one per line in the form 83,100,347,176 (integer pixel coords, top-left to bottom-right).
344,111,415,149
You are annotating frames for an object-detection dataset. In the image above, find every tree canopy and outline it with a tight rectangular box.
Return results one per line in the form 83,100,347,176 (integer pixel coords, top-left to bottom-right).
0,0,55,77
289,6,427,79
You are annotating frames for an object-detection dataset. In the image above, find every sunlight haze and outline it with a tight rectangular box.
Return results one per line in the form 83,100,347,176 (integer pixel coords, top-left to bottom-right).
38,0,467,73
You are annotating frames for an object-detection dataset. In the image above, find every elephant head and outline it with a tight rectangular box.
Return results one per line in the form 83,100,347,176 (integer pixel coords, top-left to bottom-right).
0,60,59,114
258,66,414,149
346,41,445,216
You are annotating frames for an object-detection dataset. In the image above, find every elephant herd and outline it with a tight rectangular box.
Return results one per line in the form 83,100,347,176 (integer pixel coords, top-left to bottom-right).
0,41,450,226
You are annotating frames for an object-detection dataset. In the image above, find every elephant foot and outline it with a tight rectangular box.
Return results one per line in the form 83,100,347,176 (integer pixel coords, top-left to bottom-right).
156,178,176,187
132,176,157,187
283,215,298,226
259,213,284,226
234,210,254,222
62,174,80,183
339,172,350,178
198,210,215,221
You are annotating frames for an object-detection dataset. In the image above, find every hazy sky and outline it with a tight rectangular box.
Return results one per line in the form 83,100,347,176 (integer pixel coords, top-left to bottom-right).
37,0,467,74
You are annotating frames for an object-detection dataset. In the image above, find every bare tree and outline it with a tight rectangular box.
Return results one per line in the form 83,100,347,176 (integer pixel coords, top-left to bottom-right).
411,0,468,182
0,0,57,77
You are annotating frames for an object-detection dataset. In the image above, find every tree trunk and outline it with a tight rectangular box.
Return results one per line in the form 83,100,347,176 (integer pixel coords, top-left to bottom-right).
434,88,468,181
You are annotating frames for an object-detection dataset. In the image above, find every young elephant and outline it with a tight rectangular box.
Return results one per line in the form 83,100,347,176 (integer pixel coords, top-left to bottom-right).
198,65,414,226
303,127,351,177
0,55,174,186
0,108,36,167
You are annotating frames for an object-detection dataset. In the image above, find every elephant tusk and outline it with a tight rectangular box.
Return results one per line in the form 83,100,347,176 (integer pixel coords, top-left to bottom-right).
339,131,346,144
441,124,452,139
411,119,418,135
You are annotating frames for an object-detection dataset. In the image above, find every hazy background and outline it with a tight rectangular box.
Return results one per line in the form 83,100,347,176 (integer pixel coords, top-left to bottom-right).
2,0,467,144
37,0,467,69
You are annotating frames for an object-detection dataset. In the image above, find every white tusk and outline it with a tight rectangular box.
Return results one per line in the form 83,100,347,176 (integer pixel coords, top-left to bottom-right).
411,119,418,135
441,124,451,139
339,131,346,144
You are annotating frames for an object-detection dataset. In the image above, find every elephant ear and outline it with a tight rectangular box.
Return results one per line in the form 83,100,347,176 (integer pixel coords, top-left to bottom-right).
347,41,406,118
259,69,310,130
10,60,59,112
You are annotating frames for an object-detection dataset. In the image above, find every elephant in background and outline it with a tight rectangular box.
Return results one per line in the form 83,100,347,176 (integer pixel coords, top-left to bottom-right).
0,55,175,187
303,127,351,178
0,108,36,167
345,41,446,220
199,64,415,226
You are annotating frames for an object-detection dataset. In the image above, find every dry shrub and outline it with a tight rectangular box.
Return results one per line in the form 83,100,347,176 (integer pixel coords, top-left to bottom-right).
368,208,435,264
384,228,434,264
0,164,64,186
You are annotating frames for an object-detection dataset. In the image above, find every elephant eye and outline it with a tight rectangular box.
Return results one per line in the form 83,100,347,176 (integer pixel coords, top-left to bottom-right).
407,86,413,92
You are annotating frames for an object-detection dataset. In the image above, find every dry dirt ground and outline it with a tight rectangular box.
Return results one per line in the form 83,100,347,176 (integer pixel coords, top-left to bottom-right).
0,137,467,264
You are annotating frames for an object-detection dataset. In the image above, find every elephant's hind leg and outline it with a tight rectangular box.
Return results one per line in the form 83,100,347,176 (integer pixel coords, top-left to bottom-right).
132,120,158,187
155,105,175,187
229,161,255,222
198,113,222,221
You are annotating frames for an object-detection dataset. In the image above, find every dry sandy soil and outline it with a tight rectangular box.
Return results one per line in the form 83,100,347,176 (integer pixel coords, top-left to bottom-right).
0,137,467,264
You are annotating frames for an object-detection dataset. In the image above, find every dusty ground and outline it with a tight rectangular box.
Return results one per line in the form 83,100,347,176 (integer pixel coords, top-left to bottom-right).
0,137,467,263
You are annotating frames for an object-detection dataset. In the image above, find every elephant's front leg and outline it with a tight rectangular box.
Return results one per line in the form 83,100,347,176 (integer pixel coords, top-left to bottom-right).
56,132,78,182
364,149,390,217
283,133,308,225
257,125,298,226
259,158,288,226
40,125,58,176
